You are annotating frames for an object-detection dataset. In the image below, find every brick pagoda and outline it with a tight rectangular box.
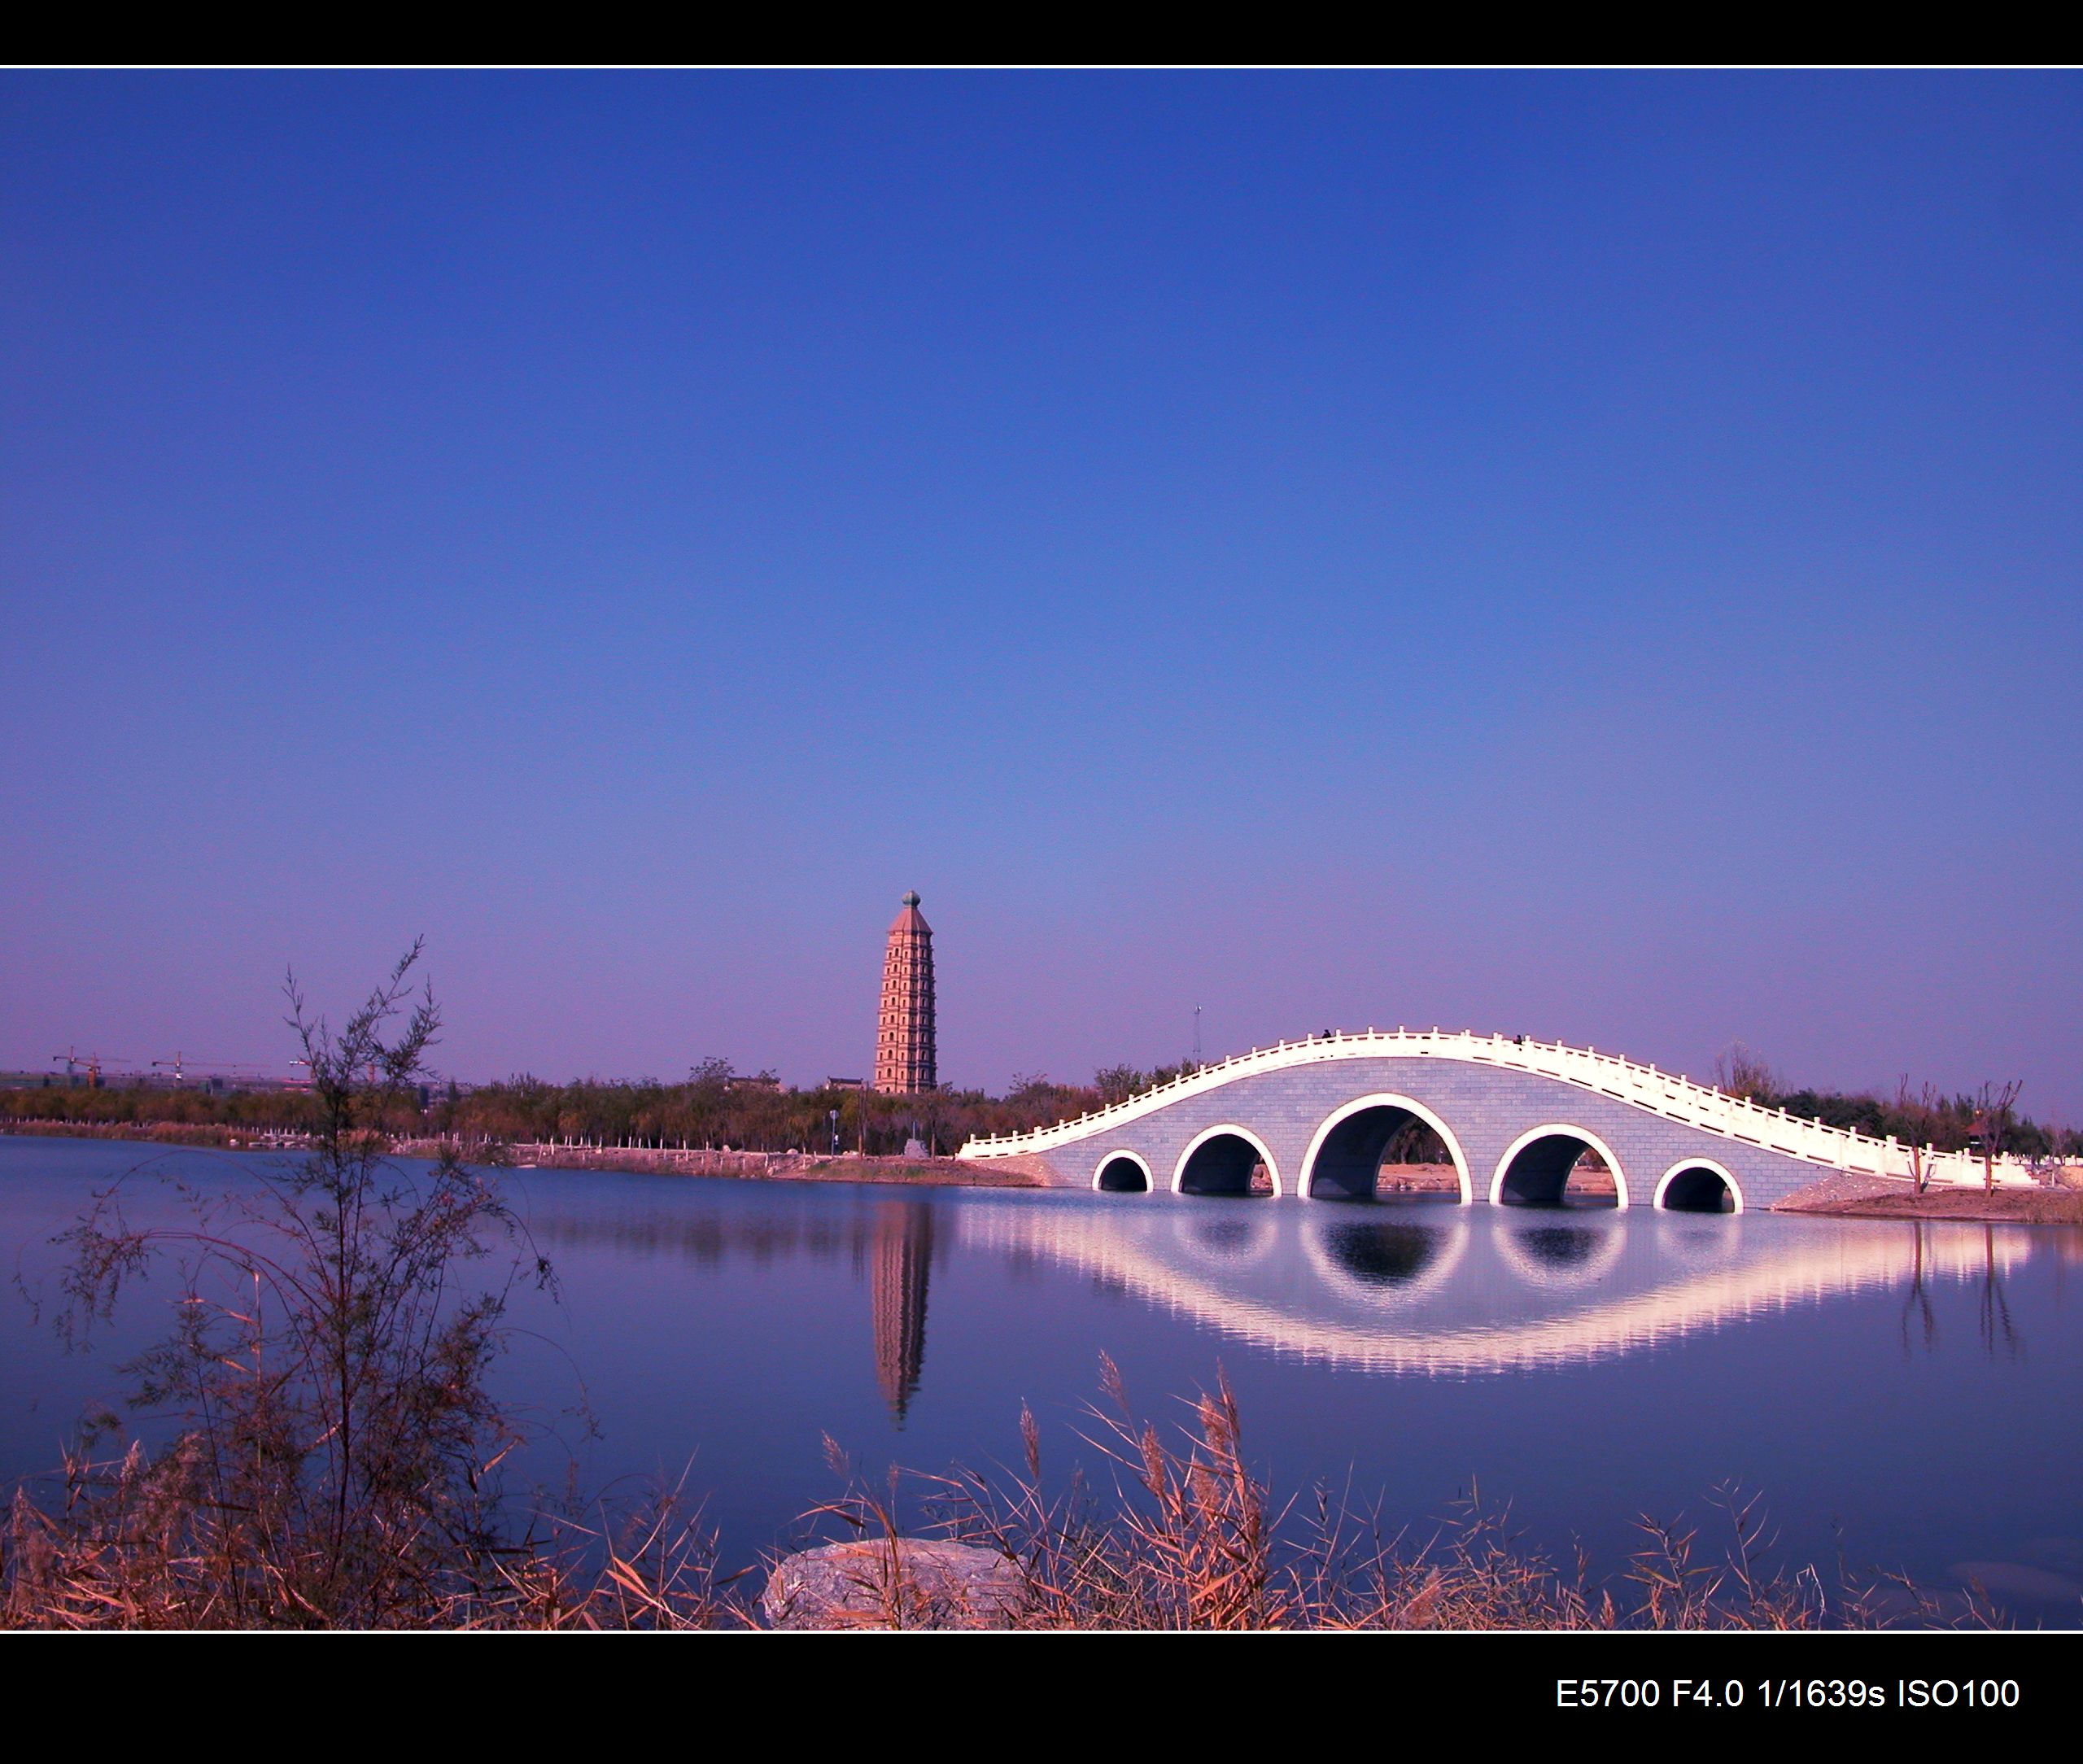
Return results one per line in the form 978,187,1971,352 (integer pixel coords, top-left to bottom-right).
873,890,937,1094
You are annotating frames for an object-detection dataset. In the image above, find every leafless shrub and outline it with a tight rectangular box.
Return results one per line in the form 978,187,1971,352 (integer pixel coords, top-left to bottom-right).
1714,1043,1777,1102
1897,1077,1945,1195
0,945,682,1630
1969,1080,2024,1194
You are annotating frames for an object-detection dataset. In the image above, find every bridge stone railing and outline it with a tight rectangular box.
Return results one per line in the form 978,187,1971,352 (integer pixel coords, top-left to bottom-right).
958,1028,2037,1190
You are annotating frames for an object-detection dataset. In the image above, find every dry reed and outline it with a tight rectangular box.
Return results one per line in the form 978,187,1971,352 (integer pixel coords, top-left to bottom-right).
3,1357,2000,1631
798,1355,1997,1632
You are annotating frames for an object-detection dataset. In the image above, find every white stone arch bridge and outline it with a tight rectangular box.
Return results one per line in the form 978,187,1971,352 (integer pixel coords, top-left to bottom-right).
959,1029,2035,1212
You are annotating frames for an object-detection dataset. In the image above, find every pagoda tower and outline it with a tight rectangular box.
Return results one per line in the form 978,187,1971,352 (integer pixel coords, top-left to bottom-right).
873,890,937,1094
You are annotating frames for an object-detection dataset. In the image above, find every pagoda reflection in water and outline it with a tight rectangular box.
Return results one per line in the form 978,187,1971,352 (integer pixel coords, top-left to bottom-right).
869,1201,934,1424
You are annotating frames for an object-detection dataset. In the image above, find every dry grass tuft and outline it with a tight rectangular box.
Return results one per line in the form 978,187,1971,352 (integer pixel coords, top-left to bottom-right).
1,1439,744,1631
801,1356,1998,1631
6,1361,2001,1631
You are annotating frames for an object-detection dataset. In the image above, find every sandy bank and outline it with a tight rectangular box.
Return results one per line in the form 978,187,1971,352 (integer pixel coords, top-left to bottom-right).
1774,1170,2083,1225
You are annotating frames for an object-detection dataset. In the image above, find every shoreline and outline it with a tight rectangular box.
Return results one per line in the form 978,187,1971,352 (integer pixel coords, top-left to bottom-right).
1771,1168,2083,1225
6,1123,2080,1220
0,1123,1043,1189
481,1144,1045,1188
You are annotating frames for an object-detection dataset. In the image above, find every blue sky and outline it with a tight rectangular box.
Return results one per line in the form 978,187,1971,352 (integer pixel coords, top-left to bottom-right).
3,71,2078,1115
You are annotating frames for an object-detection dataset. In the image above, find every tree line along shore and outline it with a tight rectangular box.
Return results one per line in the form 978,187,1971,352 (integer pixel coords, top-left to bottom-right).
7,1053,2080,1225
4,1047,2076,1161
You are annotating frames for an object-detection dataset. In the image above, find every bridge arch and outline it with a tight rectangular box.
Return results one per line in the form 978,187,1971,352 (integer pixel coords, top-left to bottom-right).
1654,1157,1744,1214
1489,1124,1631,1210
1092,1150,1154,1194
1173,1124,1283,1198
1298,1094,1473,1204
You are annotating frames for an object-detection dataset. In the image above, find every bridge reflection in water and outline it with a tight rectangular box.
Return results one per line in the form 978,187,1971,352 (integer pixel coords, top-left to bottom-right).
954,1203,2033,1378
522,1191,2037,1400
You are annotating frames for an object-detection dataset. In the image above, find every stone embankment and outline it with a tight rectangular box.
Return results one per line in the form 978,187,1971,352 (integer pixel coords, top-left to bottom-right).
0,1124,1042,1186
0,1120,308,1151
396,1140,1046,1188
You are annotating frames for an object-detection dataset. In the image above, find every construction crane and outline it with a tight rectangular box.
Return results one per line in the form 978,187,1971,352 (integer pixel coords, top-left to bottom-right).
51,1047,127,1088
149,1054,290,1088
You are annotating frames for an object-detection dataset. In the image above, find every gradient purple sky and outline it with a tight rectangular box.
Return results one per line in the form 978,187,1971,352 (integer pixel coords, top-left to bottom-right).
4,72,2079,1115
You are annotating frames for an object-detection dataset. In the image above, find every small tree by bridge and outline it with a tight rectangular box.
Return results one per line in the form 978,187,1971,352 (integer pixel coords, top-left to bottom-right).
1968,1080,2024,1195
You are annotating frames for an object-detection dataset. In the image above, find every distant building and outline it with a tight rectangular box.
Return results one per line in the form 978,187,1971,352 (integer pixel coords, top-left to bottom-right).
824,1076,867,1092
726,1071,782,1092
873,890,937,1094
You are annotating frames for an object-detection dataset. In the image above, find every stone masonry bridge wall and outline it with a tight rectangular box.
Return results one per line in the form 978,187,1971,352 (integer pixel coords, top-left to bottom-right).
959,1033,2036,1210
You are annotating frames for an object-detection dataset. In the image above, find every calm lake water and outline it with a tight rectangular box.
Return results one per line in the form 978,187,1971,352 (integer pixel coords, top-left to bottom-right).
4,1134,2079,1620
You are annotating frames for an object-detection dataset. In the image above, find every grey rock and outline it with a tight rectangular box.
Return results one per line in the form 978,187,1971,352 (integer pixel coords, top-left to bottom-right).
761,1538,1024,1631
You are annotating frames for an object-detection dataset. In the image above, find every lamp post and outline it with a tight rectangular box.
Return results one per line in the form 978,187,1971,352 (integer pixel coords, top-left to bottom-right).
828,1107,840,1155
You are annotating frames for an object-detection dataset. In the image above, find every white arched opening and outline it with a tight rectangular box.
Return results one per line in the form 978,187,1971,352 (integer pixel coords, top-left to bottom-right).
1092,1149,1155,1194
1488,1123,1632,1210
1296,1093,1473,1204
1653,1156,1745,1214
1172,1124,1284,1198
